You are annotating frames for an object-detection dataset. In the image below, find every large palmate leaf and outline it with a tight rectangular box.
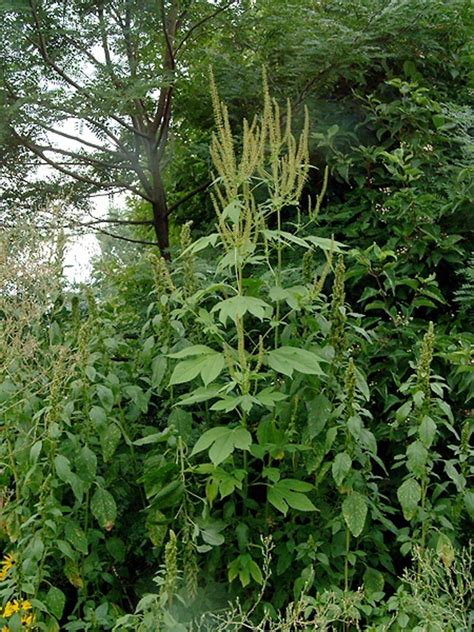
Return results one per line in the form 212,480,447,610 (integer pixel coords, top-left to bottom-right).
168,346,225,386
191,426,252,466
212,295,272,325
267,346,325,377
267,479,317,516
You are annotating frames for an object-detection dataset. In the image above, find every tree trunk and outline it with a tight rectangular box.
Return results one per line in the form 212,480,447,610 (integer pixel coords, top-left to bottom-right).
151,199,170,259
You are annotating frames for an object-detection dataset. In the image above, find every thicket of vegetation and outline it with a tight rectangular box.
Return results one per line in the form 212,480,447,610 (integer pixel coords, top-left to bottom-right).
0,1,473,630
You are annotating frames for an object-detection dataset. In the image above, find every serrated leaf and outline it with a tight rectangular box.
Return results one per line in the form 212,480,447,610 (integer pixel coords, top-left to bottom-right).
342,492,368,537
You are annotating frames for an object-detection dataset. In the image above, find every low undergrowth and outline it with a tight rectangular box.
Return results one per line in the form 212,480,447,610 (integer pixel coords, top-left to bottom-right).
0,81,472,631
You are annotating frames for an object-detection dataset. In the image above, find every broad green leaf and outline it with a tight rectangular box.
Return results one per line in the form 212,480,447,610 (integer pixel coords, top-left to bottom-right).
445,461,465,493
269,285,309,310
307,394,332,439
222,199,242,224
45,586,66,620
254,388,288,408
65,521,88,555
342,492,368,537
463,490,474,519
169,353,225,386
100,423,122,462
151,356,167,388
305,235,346,252
97,385,114,412
191,427,230,456
436,533,455,567
177,386,222,406
363,567,385,597
406,441,428,477
267,346,324,377
209,432,235,466
395,401,412,422
124,385,149,412
76,446,97,486
397,478,421,520
91,488,117,530
180,232,219,256
263,229,309,248
200,354,226,386
30,440,42,464
133,429,171,446
332,452,352,487
89,406,107,428
419,416,437,448
54,455,73,483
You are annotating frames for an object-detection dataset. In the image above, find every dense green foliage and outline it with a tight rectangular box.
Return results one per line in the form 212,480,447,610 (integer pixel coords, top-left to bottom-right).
0,1,473,631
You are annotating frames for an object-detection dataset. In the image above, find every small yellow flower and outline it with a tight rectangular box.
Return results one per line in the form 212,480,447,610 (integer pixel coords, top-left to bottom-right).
1,626,8,632
2,599,20,617
0,554,15,582
22,611,35,626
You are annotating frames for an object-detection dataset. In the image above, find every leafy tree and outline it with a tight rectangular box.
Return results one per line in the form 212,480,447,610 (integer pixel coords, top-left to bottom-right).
0,0,238,255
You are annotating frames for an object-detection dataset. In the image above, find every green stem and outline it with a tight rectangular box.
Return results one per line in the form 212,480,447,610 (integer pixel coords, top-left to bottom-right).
344,526,350,593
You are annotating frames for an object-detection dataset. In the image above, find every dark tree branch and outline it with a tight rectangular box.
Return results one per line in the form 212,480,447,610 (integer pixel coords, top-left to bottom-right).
17,132,147,198
89,225,160,247
175,0,237,56
69,217,154,228
37,123,120,155
160,0,176,72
